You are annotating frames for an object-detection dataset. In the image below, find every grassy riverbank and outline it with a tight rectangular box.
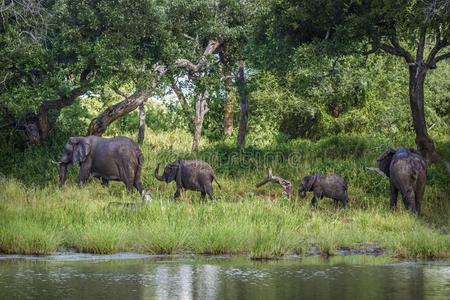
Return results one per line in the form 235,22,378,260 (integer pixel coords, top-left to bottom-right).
0,130,449,258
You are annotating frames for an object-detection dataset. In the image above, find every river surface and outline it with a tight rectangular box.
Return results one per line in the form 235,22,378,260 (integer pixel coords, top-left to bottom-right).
0,253,449,300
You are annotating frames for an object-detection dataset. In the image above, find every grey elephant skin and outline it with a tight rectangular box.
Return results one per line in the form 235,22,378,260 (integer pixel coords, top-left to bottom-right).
57,135,150,201
154,160,220,200
377,148,426,215
299,174,348,208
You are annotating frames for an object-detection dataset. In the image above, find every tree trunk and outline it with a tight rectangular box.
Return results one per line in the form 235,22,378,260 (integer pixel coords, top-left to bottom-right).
237,61,249,147
223,64,235,136
171,81,192,122
408,65,440,163
20,86,87,145
87,65,165,136
137,102,146,144
87,90,150,136
37,86,86,142
192,92,209,151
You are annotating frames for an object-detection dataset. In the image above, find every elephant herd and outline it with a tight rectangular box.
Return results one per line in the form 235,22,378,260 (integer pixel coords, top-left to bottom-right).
55,135,427,215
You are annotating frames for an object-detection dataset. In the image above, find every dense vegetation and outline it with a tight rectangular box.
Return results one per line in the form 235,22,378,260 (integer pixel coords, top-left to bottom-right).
0,1,449,258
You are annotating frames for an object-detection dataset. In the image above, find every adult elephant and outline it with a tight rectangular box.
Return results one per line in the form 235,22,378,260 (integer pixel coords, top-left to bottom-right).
56,136,151,201
377,148,426,215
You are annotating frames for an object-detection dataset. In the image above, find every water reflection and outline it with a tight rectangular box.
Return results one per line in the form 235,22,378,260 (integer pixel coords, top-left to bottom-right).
0,256,448,300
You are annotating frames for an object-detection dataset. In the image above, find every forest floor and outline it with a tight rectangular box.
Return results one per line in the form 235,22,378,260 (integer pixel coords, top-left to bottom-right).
0,130,449,258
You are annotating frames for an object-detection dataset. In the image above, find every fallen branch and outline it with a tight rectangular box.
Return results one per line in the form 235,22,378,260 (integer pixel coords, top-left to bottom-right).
366,167,386,177
256,168,293,196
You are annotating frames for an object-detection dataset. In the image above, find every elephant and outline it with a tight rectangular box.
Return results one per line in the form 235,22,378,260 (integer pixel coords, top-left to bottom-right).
56,135,151,201
299,174,348,208
154,159,220,200
377,148,426,215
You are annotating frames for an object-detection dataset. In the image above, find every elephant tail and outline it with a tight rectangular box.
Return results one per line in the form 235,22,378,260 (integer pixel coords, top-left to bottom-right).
213,175,222,189
409,156,425,182
134,149,145,183
137,149,145,167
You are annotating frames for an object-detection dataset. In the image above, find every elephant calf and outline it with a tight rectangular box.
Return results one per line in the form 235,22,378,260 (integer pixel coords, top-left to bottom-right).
299,174,348,208
377,148,426,215
154,160,220,200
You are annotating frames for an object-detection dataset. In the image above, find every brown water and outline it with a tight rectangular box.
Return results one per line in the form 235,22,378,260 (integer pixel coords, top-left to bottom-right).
0,254,449,299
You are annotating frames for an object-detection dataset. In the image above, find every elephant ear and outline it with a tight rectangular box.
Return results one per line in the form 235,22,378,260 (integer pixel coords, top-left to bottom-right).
377,148,396,177
72,138,91,163
304,175,317,192
166,160,180,182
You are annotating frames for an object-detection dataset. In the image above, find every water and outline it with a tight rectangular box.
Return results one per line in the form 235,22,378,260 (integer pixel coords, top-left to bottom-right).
0,254,449,300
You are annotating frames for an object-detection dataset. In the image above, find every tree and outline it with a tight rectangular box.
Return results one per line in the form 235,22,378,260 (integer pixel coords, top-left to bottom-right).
0,0,99,144
175,40,221,150
256,0,450,167
70,0,171,138
167,0,251,143
0,0,170,144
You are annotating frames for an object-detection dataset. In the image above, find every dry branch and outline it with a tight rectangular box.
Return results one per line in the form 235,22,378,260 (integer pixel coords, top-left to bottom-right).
256,168,293,196
366,167,386,177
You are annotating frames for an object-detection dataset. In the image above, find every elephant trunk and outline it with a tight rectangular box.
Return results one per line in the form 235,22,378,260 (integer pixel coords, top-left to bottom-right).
299,185,307,198
58,162,69,186
154,163,165,181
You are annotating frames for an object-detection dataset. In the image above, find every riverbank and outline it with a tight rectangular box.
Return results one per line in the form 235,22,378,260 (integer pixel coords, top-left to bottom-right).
0,132,449,259
1,180,449,259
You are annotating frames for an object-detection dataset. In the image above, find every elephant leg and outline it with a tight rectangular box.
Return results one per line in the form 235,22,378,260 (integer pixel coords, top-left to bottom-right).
101,177,109,187
125,182,134,194
389,184,399,210
78,164,91,185
403,188,417,214
201,191,206,201
333,199,339,208
122,177,134,194
134,179,144,194
122,166,135,194
415,182,425,216
205,185,214,200
311,195,318,208
133,179,150,201
342,197,348,209
174,189,181,199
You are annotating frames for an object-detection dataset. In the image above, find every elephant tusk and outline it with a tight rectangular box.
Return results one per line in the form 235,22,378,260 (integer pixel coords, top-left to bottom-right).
51,160,61,165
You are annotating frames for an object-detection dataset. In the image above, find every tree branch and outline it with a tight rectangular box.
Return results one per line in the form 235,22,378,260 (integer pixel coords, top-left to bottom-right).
87,64,166,136
416,27,426,62
171,81,189,109
382,35,414,63
111,86,129,98
38,65,93,113
256,168,293,196
175,40,221,74
426,27,450,66
435,51,450,62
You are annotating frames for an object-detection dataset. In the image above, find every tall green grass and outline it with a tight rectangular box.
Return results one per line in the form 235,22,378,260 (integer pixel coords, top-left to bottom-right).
0,130,449,258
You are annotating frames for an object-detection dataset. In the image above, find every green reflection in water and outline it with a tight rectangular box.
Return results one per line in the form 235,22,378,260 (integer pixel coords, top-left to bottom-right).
0,255,448,300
